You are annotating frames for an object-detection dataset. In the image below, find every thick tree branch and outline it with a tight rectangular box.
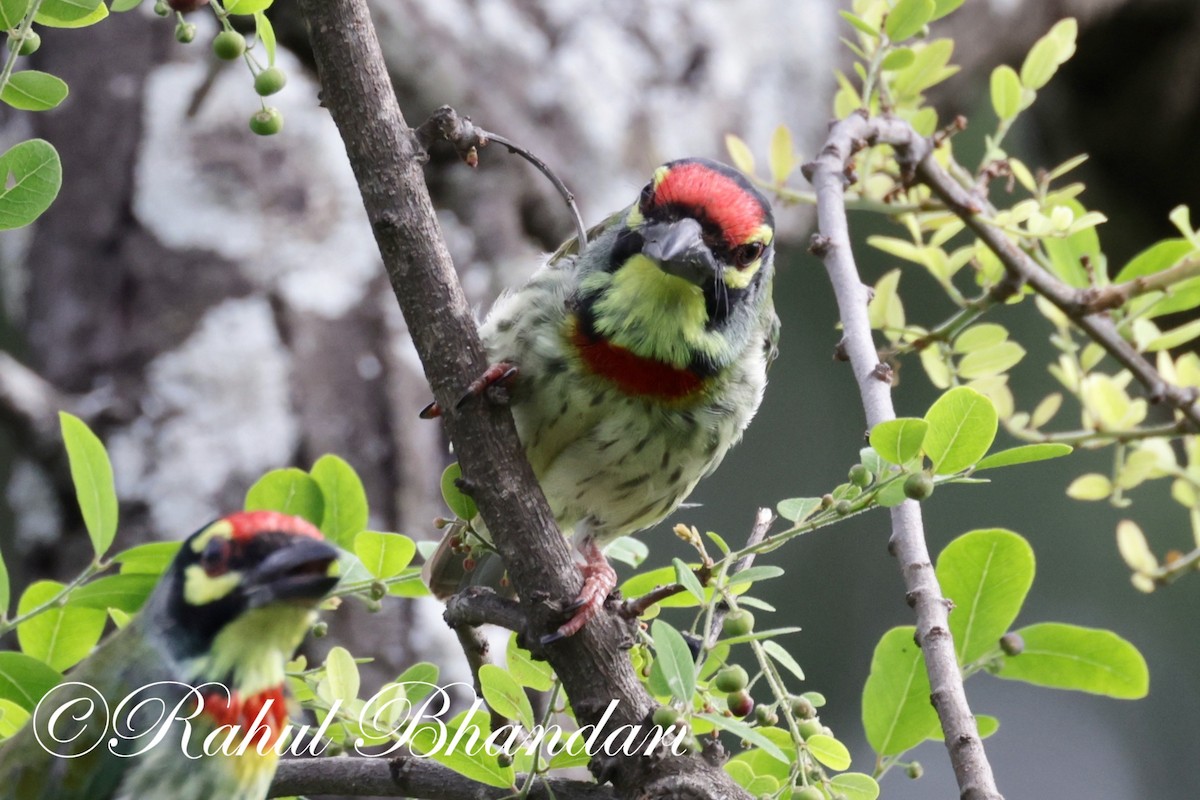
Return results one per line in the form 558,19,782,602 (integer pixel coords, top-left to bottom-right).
803,111,1003,800
271,756,613,799
293,2,751,797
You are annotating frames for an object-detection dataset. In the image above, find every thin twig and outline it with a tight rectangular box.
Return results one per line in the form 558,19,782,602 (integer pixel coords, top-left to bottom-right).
708,507,774,646
803,110,1003,800
449,618,508,732
1079,254,1200,314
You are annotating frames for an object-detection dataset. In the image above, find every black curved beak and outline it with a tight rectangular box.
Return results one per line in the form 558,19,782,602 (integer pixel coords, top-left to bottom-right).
641,218,718,286
245,537,339,608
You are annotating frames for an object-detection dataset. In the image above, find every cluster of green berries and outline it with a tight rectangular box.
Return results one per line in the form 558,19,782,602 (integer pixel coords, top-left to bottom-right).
155,1,287,136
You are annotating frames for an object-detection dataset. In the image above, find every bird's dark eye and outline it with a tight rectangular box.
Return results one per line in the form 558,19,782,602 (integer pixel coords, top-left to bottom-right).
733,242,765,268
638,182,655,212
201,537,231,577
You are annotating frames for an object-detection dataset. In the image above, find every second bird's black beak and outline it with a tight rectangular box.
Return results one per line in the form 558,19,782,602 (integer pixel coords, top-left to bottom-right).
641,217,718,286
245,537,339,608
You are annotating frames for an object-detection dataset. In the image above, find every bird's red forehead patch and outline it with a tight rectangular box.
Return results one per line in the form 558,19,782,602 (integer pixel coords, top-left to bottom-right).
224,511,324,541
652,162,766,246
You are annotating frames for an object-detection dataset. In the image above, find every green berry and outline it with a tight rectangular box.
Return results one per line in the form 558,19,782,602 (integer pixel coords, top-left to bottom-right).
834,500,852,515
753,705,776,726
175,22,196,44
652,706,680,728
212,30,246,61
795,787,824,800
7,31,40,56
797,718,823,740
906,761,924,779
249,107,284,136
713,665,749,693
722,609,755,638
790,696,816,719
496,752,513,767
254,66,287,96
848,464,872,487
154,0,170,15
999,632,1024,656
311,620,328,638
369,580,388,601
903,472,934,500
727,690,754,718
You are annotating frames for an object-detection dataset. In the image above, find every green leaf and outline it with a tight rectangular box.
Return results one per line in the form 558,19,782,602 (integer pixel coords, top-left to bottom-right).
1145,317,1200,352
697,712,789,763
0,138,61,230
807,733,851,770
310,454,369,547
768,124,795,184
977,715,999,738
35,0,105,26
111,0,141,10
396,662,440,702
224,0,272,13
725,134,755,176
880,47,915,71
650,619,696,704
59,411,118,557
67,574,157,613
892,38,957,97
353,531,416,579
0,0,33,29
245,468,324,527
936,529,1034,664
439,463,477,520
479,663,535,728
718,626,802,647
990,65,1021,120
1113,238,1192,283
322,646,360,704
1066,473,1112,501
869,418,929,465
1020,18,1077,90
407,711,514,787
1042,199,1099,288
725,565,784,588
113,541,181,576
777,496,821,523
762,640,805,682
876,477,911,507
929,0,964,21
0,546,8,619
506,633,554,691
254,10,277,66
922,387,998,474
953,323,1009,354
672,558,706,604
885,0,935,42
35,0,101,24
975,443,1072,470
957,341,1026,379
839,10,880,38
830,772,881,800
0,698,30,738
861,626,938,755
0,652,62,711
17,580,106,672
605,536,648,568
996,622,1148,698
0,70,68,112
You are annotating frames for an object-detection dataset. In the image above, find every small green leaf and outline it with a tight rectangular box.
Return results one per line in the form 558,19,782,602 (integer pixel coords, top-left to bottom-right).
59,412,118,557
224,0,272,13
111,0,141,10
996,622,1148,698
957,341,1026,379
1116,520,1157,574
1145,317,1200,352
807,733,851,770
113,541,182,576
35,0,101,24
479,663,535,728
839,10,880,37
1066,473,1112,501
880,47,915,71
408,711,514,787
922,387,998,474
650,619,696,704
605,536,648,568
697,712,789,763
762,640,805,682
936,529,1034,664
310,454,369,547
1020,18,1077,90
254,11,277,66
953,323,1009,354
506,633,554,691
0,698,30,738
0,0,33,29
768,124,795,184
67,574,157,613
245,468,324,527
830,772,881,800
777,496,821,522
892,38,957,97
725,566,784,588
0,652,62,711
396,662,440,702
1,70,68,111
885,0,935,42
672,558,706,604
975,443,1072,470
35,0,105,27
869,418,929,465
353,531,415,579
930,0,964,21
725,134,755,176
322,646,360,704
990,65,1021,120
977,714,999,738
439,463,477,520
17,580,106,672
0,138,61,230
862,626,938,755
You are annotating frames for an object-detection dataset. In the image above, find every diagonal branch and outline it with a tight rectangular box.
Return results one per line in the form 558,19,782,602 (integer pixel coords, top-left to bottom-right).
803,111,1003,800
292,1,752,798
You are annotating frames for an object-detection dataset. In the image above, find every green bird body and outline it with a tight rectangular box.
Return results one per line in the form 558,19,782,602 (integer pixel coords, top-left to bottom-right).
424,158,778,637
0,512,338,800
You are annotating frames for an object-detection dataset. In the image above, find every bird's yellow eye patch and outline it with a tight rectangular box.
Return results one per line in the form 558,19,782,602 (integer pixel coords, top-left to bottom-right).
722,224,774,290
184,564,242,605
190,519,234,552
626,204,644,228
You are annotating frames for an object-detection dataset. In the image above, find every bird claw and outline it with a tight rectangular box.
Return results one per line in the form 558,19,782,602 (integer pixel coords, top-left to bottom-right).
540,543,617,645
420,362,519,419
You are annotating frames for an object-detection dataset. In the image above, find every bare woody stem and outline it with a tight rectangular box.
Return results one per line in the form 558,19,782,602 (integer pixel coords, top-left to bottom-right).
1078,254,1200,314
291,1,751,798
803,111,1003,800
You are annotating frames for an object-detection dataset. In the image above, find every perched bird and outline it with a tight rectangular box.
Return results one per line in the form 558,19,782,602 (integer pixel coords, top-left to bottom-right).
423,157,778,640
0,511,339,800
